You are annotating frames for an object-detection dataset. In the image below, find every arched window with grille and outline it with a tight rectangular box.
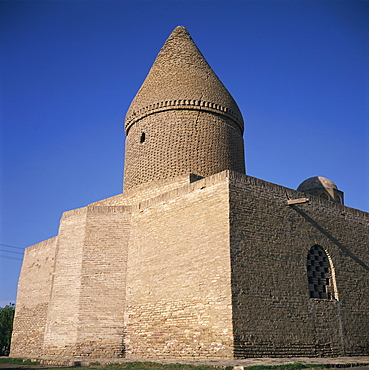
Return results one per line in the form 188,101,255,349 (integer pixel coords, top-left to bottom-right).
307,245,338,300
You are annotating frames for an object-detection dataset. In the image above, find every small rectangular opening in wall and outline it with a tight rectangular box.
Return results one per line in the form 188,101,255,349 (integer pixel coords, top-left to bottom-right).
190,173,205,183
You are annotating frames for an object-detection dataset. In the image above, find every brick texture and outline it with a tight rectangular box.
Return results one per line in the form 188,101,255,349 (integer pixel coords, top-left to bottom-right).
42,207,89,356
124,110,245,190
10,25,369,360
124,179,234,359
11,237,57,357
123,26,245,191
228,173,369,357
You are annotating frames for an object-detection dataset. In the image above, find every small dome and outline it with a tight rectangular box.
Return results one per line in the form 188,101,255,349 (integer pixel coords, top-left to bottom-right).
297,176,338,192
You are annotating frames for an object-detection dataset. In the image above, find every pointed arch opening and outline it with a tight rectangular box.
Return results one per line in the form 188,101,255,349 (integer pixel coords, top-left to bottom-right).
307,245,338,300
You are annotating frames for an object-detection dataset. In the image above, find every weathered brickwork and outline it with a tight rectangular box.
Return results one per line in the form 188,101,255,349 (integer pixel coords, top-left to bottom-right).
125,180,234,359
11,25,369,360
125,27,243,134
124,110,244,190
73,206,131,357
123,26,245,191
41,206,131,358
95,174,196,207
11,170,369,359
228,173,369,357
11,237,57,357
41,207,89,356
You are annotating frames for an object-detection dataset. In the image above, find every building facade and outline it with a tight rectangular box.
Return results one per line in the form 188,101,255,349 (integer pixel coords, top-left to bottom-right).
11,26,369,360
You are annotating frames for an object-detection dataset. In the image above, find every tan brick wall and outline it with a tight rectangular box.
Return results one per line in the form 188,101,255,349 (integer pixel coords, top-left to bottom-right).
11,171,369,359
124,179,234,359
93,173,203,207
123,26,245,192
42,207,88,356
75,206,131,357
37,206,132,358
228,172,369,357
11,23,369,361
11,237,57,357
123,110,245,190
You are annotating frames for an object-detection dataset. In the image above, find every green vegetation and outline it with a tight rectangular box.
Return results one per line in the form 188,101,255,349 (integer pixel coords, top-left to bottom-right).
242,364,326,370
104,363,217,370
0,358,39,365
0,303,15,356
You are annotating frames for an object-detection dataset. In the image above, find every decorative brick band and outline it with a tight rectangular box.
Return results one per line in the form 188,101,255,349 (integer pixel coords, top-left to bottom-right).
125,99,244,134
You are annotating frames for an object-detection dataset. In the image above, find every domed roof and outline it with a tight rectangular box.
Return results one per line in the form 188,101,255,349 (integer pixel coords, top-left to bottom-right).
125,26,243,133
297,176,338,192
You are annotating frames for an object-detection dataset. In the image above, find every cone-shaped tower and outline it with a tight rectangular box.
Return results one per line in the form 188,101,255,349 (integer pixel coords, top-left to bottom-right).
123,26,245,191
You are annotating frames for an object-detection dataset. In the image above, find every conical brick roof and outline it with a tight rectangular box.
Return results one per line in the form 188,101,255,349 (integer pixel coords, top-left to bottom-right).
125,26,244,133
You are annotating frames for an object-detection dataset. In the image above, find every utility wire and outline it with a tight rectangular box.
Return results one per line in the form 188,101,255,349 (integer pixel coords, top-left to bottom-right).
0,255,23,261
0,248,24,255
0,244,24,261
0,243,24,250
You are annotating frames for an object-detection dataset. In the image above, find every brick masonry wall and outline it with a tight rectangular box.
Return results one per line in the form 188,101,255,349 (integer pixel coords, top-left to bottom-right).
10,237,58,357
39,206,131,358
75,205,131,357
93,173,202,207
42,207,89,356
123,110,245,191
228,172,369,357
124,179,234,359
11,170,369,359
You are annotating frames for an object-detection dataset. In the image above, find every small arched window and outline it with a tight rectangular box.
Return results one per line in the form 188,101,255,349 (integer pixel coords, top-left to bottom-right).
335,194,342,204
307,245,338,300
320,192,329,200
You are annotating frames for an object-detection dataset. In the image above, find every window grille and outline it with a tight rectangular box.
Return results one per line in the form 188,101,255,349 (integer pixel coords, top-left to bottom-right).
307,245,334,299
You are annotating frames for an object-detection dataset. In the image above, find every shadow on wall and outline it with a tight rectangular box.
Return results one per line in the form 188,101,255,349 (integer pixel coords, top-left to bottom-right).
290,205,369,272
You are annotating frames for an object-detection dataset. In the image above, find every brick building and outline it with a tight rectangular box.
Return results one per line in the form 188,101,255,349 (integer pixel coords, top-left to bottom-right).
11,26,369,359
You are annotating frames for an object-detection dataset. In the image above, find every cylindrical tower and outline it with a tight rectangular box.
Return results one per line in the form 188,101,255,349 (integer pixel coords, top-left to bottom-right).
123,26,245,191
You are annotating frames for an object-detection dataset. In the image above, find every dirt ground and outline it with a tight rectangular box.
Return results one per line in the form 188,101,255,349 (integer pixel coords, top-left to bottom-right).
1,357,369,370
1,365,369,370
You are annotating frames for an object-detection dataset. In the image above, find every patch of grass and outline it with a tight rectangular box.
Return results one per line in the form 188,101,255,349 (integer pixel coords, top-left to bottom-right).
0,358,23,364
104,363,218,370
0,358,41,366
243,363,326,370
0,358,38,365
21,360,41,366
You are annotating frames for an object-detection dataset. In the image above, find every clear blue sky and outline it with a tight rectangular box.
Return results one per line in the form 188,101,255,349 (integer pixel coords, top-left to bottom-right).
1,0,368,305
